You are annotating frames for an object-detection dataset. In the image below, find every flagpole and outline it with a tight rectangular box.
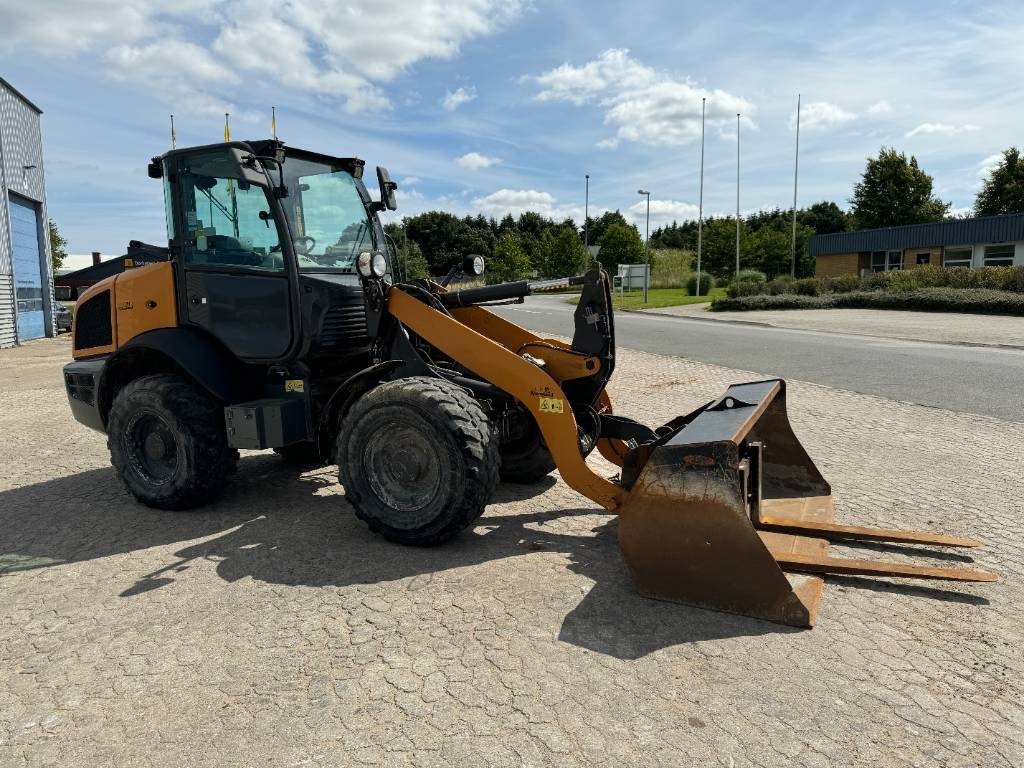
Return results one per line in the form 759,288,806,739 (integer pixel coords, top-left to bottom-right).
790,93,801,277
170,114,176,149
271,106,277,140
224,112,231,142
735,112,741,277
696,97,706,296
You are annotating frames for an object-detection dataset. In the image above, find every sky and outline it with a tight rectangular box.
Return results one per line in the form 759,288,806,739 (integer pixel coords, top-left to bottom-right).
1,0,1021,270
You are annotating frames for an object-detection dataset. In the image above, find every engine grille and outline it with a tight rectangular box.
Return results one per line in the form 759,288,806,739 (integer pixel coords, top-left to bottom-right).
74,290,112,350
319,298,368,349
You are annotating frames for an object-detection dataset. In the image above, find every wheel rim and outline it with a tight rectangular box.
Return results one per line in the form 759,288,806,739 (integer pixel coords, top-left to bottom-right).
362,421,443,526
125,411,178,485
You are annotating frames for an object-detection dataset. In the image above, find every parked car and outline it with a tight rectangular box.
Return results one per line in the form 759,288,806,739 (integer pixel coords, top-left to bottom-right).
55,303,72,332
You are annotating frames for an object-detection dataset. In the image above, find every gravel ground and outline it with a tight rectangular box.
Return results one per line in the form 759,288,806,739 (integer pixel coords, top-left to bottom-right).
1,336,1021,767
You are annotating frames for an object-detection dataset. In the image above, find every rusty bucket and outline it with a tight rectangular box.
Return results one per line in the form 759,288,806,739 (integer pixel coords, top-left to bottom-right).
616,379,996,627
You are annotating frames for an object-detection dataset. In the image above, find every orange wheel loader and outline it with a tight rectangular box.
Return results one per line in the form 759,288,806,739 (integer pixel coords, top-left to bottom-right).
63,139,996,627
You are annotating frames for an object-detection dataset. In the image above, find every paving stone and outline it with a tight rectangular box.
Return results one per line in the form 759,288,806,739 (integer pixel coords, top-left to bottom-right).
0,336,1020,766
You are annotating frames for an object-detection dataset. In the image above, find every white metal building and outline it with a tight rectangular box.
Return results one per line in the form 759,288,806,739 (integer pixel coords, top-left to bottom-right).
0,77,54,347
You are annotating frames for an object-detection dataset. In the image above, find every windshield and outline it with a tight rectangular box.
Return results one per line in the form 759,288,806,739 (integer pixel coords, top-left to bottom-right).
278,156,376,272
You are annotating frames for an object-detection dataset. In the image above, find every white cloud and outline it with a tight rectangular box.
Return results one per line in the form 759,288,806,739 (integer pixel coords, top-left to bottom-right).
456,152,501,170
399,176,422,187
2,0,526,115
867,99,893,115
978,153,1003,178
104,40,248,119
532,48,753,148
792,101,856,131
442,86,477,111
905,122,980,137
471,188,588,222
627,199,700,228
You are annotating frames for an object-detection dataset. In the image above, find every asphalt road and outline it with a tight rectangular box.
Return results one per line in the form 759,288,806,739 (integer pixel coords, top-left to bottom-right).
493,295,1024,422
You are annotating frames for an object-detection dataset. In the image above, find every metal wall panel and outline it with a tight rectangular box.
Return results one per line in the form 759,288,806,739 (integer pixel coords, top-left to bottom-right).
0,273,15,348
0,79,54,339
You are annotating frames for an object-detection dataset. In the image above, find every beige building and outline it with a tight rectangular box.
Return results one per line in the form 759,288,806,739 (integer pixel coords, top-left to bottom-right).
810,213,1024,277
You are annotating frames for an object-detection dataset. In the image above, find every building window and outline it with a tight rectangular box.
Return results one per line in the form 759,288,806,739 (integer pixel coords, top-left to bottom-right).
870,250,903,272
983,244,1015,267
943,247,972,267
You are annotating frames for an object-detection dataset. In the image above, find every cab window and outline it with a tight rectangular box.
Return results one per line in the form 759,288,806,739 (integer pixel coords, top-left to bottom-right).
179,158,284,272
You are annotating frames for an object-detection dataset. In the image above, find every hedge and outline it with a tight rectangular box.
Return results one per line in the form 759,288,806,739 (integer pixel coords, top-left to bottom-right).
710,288,1024,316
743,265,1024,300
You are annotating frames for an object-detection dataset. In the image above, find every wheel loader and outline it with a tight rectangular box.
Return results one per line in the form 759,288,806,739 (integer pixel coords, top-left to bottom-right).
64,139,995,627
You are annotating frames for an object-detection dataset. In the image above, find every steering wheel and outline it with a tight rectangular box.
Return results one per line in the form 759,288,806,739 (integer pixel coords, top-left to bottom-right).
293,236,316,256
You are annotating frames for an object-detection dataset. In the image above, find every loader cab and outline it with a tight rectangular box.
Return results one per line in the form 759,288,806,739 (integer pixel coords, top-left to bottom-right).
157,140,389,364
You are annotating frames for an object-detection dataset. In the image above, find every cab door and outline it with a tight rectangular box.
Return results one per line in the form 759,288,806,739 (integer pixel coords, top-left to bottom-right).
171,147,295,361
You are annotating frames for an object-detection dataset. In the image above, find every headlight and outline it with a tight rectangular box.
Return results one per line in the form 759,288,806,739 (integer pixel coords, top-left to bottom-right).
357,251,388,278
372,252,388,277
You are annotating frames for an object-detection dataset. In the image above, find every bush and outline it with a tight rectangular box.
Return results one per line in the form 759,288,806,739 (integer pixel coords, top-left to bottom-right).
793,277,823,296
767,275,796,295
715,276,731,288
686,272,714,296
823,274,860,293
1002,265,1024,292
711,288,1024,316
736,269,768,284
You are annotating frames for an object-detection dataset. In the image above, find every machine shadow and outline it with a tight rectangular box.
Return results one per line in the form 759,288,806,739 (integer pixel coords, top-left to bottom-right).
0,455,986,658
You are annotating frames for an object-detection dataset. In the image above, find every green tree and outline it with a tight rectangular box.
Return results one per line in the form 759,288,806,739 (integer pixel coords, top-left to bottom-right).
48,219,67,272
975,147,1024,216
596,221,644,273
585,210,631,246
799,201,850,234
850,147,950,228
488,231,531,284
541,227,587,278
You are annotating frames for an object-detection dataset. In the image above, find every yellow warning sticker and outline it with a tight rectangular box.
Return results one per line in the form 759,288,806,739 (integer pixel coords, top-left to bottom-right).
538,397,564,414
285,379,305,393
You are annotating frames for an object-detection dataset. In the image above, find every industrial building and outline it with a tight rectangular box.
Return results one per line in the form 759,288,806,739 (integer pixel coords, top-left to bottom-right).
810,213,1024,277
0,77,54,347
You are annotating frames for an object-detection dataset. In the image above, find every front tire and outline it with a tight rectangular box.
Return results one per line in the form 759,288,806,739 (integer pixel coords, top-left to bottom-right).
107,374,237,510
339,377,499,546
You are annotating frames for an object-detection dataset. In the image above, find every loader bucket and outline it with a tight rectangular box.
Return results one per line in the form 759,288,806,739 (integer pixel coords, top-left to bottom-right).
616,379,995,628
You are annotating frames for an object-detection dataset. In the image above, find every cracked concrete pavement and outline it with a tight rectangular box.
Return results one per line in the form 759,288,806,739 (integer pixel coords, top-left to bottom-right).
1,336,1021,767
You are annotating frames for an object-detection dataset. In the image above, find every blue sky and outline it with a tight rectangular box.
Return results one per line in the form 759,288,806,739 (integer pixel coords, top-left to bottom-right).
2,0,1020,268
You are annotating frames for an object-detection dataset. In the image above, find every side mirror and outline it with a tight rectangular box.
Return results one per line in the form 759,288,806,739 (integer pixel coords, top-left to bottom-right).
376,166,398,211
463,254,485,276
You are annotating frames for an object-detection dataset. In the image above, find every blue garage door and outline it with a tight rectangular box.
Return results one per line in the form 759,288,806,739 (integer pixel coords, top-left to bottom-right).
9,196,45,341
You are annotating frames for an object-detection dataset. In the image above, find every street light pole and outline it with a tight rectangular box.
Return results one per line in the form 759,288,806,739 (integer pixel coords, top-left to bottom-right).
638,189,651,303
736,112,741,278
696,97,706,297
584,174,590,266
791,93,801,277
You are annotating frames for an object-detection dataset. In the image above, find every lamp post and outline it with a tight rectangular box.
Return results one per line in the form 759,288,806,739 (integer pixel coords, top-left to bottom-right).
696,97,706,296
791,93,801,277
638,189,651,303
584,174,590,265
736,112,741,277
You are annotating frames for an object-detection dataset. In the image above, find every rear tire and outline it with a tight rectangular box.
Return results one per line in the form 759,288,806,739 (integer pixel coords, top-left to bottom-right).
339,376,499,546
107,374,238,510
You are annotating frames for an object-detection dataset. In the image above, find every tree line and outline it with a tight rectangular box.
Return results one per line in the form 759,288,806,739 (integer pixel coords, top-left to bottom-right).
383,145,1024,283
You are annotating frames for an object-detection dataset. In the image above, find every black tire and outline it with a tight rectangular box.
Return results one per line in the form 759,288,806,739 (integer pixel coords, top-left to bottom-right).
273,441,323,466
499,418,555,483
107,374,238,510
339,376,499,546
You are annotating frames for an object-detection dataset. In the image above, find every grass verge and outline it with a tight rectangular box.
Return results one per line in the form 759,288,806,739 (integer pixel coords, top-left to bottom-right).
568,287,725,310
